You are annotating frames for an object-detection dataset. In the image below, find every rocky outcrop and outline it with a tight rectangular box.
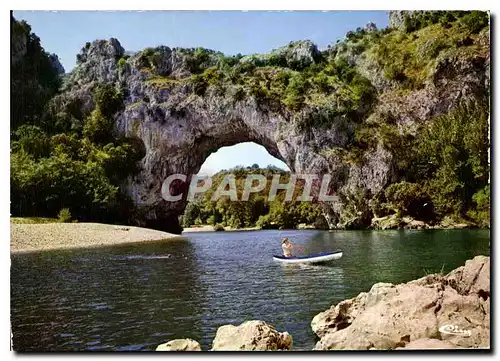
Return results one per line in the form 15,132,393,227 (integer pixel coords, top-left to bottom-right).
155,338,202,351
371,215,429,230
211,320,293,351
311,256,490,350
388,11,415,29
371,214,474,230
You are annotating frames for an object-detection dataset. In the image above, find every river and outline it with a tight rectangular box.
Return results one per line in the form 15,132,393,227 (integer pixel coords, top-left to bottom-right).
11,229,490,351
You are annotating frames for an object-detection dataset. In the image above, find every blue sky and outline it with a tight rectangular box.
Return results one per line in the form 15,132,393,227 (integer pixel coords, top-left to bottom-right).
13,10,389,174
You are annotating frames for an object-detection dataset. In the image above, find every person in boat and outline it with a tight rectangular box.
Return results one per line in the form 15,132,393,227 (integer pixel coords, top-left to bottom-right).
282,238,298,257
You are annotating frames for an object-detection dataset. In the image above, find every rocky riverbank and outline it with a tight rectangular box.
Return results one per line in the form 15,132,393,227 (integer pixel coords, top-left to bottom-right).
311,255,490,350
182,218,479,233
182,225,260,233
156,256,489,351
371,214,477,230
10,222,183,253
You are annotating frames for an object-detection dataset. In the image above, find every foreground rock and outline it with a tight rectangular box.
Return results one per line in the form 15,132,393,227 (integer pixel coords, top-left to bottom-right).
312,256,490,350
156,339,201,351
211,320,293,351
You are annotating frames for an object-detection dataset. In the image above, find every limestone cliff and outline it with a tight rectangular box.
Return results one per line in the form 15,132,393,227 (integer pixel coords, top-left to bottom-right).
44,13,490,233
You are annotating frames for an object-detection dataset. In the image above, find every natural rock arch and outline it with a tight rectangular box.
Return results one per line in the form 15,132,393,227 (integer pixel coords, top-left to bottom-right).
117,89,340,234
56,31,488,233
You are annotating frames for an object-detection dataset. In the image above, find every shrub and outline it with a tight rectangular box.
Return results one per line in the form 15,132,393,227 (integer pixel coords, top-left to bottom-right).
343,148,365,165
248,80,270,103
12,125,51,159
384,65,407,82
92,84,123,118
354,125,377,150
460,11,489,34
202,67,223,85
190,74,208,96
256,214,278,229
217,55,240,70
118,57,127,69
439,12,456,28
271,70,291,91
283,73,308,110
283,93,305,111
232,86,246,102
213,223,225,231
385,182,434,220
468,185,490,227
185,47,214,74
83,108,113,143
137,48,156,69
57,208,72,223
378,124,402,151
267,53,287,67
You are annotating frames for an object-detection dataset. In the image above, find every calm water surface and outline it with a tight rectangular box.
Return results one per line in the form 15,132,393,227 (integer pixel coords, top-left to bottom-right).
11,229,490,351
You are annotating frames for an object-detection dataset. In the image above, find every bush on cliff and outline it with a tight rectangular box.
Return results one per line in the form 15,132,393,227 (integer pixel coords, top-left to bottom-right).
385,182,434,220
412,98,489,220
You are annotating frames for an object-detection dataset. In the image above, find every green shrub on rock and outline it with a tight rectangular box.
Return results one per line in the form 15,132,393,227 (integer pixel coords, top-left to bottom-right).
460,11,489,34
385,182,433,220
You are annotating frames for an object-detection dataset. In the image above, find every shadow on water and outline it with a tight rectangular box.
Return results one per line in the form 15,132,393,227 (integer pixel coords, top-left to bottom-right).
11,228,490,351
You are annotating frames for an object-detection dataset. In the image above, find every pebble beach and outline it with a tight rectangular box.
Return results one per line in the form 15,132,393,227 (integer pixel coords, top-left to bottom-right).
10,222,183,253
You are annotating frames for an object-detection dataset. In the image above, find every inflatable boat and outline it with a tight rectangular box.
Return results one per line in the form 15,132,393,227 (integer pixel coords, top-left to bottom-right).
273,251,343,264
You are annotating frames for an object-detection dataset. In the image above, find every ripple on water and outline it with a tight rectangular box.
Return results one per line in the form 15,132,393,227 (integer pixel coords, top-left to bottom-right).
10,229,490,351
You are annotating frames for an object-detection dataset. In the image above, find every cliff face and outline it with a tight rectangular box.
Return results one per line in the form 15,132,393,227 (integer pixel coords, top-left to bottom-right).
43,15,490,233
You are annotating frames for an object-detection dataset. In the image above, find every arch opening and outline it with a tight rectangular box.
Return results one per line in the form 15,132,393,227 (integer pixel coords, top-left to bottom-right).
177,142,329,232
197,142,290,176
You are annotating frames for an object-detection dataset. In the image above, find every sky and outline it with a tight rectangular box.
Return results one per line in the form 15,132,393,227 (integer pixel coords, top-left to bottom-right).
13,10,389,174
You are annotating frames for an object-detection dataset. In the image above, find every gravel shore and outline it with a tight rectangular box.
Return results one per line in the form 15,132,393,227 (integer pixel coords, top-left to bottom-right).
11,222,183,253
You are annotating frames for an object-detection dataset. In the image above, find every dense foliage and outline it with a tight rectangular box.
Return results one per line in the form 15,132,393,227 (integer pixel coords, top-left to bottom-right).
402,10,489,34
368,97,490,226
180,166,328,230
11,17,144,223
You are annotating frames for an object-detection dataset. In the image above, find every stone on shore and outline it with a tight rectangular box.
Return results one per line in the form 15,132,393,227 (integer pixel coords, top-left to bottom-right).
211,320,293,351
311,256,490,350
156,338,202,351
